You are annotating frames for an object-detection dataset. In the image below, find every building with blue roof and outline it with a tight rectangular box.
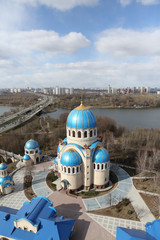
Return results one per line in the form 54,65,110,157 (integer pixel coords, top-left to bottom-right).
55,100,110,191
116,219,160,240
0,196,75,240
0,163,13,195
23,139,42,166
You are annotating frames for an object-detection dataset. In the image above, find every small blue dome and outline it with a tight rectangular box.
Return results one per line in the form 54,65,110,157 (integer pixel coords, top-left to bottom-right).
25,139,39,150
60,150,82,166
0,163,7,170
39,150,42,155
0,175,12,186
4,182,11,188
93,147,110,163
23,155,31,161
66,103,97,129
54,157,58,165
57,145,60,154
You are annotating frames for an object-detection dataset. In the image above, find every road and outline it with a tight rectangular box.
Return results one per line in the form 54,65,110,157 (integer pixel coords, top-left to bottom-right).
0,95,53,134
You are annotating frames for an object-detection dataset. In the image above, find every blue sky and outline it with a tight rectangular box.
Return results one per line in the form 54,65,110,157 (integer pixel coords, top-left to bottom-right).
0,0,160,88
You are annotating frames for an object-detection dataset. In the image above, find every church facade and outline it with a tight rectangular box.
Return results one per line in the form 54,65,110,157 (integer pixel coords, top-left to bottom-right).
55,101,110,191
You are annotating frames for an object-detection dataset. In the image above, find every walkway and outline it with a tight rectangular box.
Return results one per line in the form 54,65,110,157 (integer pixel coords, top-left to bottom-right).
32,169,53,197
127,186,155,223
83,164,132,211
87,213,145,237
0,168,27,209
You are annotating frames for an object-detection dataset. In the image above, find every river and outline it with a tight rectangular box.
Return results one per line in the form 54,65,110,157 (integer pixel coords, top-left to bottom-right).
0,106,18,117
41,107,160,130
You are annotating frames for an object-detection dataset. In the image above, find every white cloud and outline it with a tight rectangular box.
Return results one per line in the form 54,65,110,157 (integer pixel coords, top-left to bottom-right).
136,0,160,5
1,58,160,88
0,30,90,60
95,28,160,57
12,0,99,11
119,0,132,6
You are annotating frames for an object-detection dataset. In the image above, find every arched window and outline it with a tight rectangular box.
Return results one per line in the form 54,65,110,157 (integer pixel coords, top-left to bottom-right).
84,131,87,138
72,131,75,137
64,167,66,173
68,167,70,174
94,163,96,169
94,129,96,136
30,150,34,154
77,166,79,173
105,163,107,169
78,131,81,138
102,164,104,170
97,164,100,170
90,130,93,137
72,167,75,174
69,130,71,136
80,165,82,171
61,166,63,171
26,150,28,154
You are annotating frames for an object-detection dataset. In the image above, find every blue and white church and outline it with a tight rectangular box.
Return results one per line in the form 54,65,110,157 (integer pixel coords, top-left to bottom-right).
55,101,110,191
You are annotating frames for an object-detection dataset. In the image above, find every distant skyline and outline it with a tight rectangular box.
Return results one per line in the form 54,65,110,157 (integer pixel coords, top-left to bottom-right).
0,0,160,88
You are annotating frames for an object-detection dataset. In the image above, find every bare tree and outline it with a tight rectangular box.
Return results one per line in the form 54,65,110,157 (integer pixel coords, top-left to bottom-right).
136,150,147,179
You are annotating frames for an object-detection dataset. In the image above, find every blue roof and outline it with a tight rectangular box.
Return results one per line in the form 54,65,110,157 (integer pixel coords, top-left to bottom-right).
57,145,60,154
54,157,58,165
25,139,39,150
93,147,110,163
0,175,12,186
66,109,97,129
116,227,146,240
4,183,11,188
60,150,82,166
23,154,31,161
0,163,7,170
116,220,160,240
0,197,75,240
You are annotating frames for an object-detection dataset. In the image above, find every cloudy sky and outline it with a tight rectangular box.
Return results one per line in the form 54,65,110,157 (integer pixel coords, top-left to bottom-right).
0,0,160,88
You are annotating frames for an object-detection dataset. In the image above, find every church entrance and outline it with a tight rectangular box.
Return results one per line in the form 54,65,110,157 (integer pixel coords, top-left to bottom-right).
61,179,69,190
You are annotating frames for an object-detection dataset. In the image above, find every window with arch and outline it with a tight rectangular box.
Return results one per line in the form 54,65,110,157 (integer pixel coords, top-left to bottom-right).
90,130,93,137
64,167,66,173
94,163,96,169
61,166,63,171
97,164,100,170
26,150,28,154
68,130,71,136
78,131,81,138
30,151,34,154
77,166,79,173
80,165,82,171
105,163,107,169
84,131,87,138
68,167,71,174
72,131,75,137
102,164,104,170
94,129,96,136
72,167,75,174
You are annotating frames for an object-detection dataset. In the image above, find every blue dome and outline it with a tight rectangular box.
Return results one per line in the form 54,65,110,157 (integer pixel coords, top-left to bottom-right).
54,157,58,165
93,147,110,163
57,145,60,154
4,182,11,188
0,175,12,186
0,163,7,170
66,103,97,129
25,139,39,150
23,155,31,161
60,150,82,166
39,150,42,155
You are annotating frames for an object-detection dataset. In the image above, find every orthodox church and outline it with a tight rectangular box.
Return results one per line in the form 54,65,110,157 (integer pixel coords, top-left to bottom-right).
55,100,110,191
23,139,42,166
0,163,13,195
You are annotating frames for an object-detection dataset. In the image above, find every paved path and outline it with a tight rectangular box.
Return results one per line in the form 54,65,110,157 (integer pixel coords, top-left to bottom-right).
137,190,160,196
32,169,53,197
0,168,27,209
83,164,132,211
87,213,145,237
127,186,155,223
